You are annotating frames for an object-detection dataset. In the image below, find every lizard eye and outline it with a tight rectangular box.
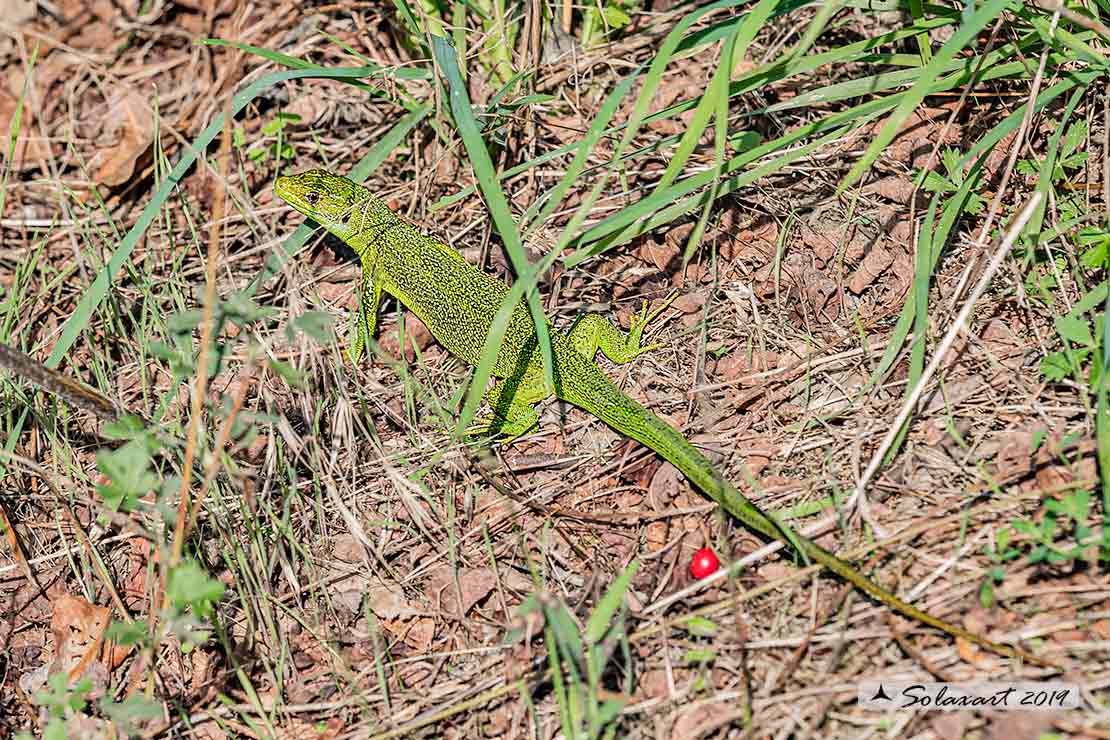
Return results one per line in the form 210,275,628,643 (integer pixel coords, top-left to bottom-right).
304,191,320,206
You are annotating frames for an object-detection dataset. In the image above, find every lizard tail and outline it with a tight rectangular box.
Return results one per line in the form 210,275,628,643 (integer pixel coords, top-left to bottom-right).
561,370,1053,668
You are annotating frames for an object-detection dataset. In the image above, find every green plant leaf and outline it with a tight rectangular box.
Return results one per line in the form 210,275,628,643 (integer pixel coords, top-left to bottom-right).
289,311,336,344
98,694,163,731
1055,314,1094,347
1061,119,1088,158
167,310,205,335
941,147,963,179
920,169,954,193
979,578,995,608
585,560,638,644
545,598,584,661
684,648,718,663
100,415,150,440
1079,230,1110,268
105,619,148,647
43,720,66,740
601,5,632,29
95,439,159,512
36,673,92,717
268,357,306,388
166,560,225,619
682,616,719,637
1041,350,1083,381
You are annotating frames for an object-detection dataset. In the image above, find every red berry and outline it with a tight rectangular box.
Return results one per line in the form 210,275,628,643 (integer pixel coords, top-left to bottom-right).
689,547,720,579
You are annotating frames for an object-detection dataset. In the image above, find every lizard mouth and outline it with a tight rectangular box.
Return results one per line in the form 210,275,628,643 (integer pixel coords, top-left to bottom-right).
274,177,319,219
273,175,297,203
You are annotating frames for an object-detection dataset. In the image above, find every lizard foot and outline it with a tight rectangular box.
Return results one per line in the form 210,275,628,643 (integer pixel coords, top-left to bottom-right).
466,413,538,446
626,290,679,357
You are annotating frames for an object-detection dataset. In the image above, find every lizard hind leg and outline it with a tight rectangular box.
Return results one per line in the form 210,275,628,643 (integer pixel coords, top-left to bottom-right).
468,376,544,444
568,291,678,364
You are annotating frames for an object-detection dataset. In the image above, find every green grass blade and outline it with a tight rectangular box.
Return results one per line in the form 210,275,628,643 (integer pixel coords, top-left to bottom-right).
908,0,933,64
673,0,815,52
203,38,429,114
585,560,637,644
1100,289,1110,559
0,45,37,222
838,0,1017,194
651,32,734,194
434,11,958,216
602,0,745,171
543,622,573,736
681,0,776,264
520,73,639,239
565,116,862,266
787,0,844,60
772,29,1060,115
1028,86,1087,239
47,65,385,370
574,54,1102,266
430,36,555,431
1045,25,1110,68
392,0,429,38
201,38,431,80
864,73,1094,391
883,195,939,463
455,0,749,222
679,10,752,264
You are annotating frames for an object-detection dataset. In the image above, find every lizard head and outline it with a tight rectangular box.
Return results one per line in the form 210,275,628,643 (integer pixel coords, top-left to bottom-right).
274,169,372,240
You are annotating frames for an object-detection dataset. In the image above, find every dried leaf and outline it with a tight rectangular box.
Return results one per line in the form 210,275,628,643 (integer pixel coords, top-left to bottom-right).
712,348,775,382
867,175,919,204
669,292,704,315
662,222,695,253
284,93,326,127
722,218,777,262
636,239,680,272
647,461,683,511
332,533,364,564
423,566,496,615
274,717,345,740
49,594,111,680
645,521,668,552
985,711,1059,740
671,701,735,739
955,635,984,665
0,0,35,60
70,20,117,51
365,578,419,620
1090,619,1110,640
384,616,435,651
800,221,840,265
930,713,971,740
847,245,896,294
380,314,434,362
865,106,963,168
94,90,155,186
0,0,34,23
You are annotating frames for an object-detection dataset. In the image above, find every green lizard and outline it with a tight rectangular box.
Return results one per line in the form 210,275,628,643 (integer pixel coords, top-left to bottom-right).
275,168,1050,668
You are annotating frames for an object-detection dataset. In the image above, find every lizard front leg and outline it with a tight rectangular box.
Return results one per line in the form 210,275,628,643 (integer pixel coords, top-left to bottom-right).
348,262,383,365
567,291,678,364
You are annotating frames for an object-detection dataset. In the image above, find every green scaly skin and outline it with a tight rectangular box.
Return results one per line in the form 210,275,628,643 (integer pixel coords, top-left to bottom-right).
275,169,1051,668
